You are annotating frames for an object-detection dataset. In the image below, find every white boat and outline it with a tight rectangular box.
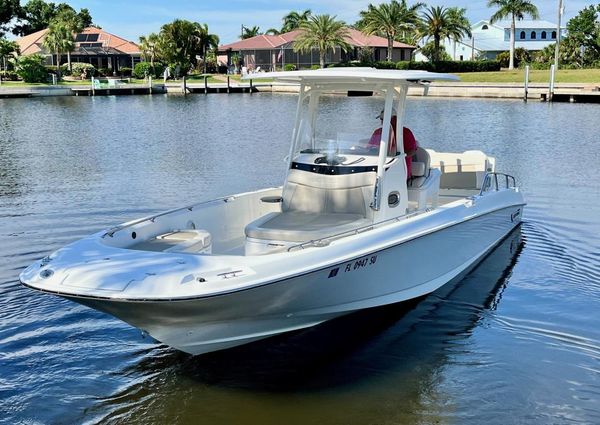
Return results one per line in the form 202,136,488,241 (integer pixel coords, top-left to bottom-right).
20,68,525,355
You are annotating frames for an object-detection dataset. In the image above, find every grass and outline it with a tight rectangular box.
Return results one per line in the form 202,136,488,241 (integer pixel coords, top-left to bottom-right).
454,68,600,84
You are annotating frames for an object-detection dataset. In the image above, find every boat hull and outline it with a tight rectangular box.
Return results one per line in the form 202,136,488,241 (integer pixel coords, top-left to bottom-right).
60,204,523,355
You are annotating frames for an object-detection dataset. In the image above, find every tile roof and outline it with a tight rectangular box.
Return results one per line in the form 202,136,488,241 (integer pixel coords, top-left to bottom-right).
219,28,414,52
16,27,140,56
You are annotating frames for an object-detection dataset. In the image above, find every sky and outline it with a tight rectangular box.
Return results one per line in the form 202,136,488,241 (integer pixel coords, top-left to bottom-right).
62,0,590,44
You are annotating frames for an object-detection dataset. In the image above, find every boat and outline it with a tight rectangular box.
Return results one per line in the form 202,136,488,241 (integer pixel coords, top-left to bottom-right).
20,68,525,355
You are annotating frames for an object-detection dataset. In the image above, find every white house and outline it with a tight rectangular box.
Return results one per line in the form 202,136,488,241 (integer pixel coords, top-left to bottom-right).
416,20,566,62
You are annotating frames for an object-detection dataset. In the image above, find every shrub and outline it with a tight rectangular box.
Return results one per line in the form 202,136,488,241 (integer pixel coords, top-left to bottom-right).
217,64,228,74
120,67,132,77
395,60,501,73
133,61,164,78
497,48,532,68
0,70,19,81
373,61,398,69
310,64,320,70
97,67,112,77
284,63,296,71
71,62,96,79
59,64,71,76
45,65,58,74
15,54,48,83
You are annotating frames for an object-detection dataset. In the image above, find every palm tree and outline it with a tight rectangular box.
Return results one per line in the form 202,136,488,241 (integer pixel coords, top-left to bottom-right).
0,38,20,72
359,0,424,62
421,6,472,63
294,14,351,69
488,0,539,69
242,26,261,39
53,9,84,72
264,28,281,35
139,32,160,67
281,9,312,33
194,23,219,74
43,21,73,78
447,7,471,60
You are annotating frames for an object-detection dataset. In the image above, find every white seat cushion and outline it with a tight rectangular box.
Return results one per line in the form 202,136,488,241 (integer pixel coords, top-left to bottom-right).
245,212,371,242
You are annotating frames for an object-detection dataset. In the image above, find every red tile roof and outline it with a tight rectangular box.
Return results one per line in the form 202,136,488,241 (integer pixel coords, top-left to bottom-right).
16,27,141,56
219,28,415,52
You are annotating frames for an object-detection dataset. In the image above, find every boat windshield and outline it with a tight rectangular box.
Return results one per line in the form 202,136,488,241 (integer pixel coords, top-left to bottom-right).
294,97,392,158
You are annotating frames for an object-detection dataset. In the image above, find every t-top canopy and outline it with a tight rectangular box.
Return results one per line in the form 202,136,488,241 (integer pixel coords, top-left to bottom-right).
241,67,460,85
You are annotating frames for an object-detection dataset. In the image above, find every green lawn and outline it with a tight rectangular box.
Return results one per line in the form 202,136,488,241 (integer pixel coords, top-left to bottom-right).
454,68,600,84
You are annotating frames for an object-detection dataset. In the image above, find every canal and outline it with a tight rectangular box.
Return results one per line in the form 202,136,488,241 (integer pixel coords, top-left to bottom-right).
1,94,599,424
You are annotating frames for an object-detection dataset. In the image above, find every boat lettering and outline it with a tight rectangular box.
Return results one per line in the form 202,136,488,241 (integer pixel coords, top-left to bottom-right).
346,255,377,272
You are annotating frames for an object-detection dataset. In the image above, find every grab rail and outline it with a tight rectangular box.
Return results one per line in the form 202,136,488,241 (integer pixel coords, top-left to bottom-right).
101,195,236,238
479,172,516,196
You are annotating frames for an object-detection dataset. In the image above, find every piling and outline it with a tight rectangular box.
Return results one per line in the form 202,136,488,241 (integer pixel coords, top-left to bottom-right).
523,65,529,102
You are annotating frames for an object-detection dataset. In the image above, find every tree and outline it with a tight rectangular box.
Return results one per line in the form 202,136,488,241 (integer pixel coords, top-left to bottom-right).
139,33,160,67
265,28,281,35
358,0,424,62
281,9,312,33
13,0,93,36
565,4,600,65
242,25,261,39
42,20,72,77
155,19,216,76
52,8,85,71
293,14,351,68
421,6,472,63
0,0,21,37
488,0,539,69
194,22,219,73
0,38,19,71
447,7,471,60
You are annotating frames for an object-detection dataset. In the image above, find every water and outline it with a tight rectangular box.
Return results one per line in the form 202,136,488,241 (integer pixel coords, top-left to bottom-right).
1,94,599,424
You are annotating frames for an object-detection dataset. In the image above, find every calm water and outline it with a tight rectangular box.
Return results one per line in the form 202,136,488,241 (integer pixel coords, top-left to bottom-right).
1,94,599,424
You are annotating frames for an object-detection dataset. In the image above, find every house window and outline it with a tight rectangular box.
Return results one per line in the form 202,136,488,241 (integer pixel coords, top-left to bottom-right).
552,31,557,39
482,25,488,30
541,31,547,39
520,31,526,39
531,31,536,39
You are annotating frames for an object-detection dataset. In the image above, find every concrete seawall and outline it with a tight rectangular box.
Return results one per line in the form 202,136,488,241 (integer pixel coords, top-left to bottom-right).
2,81,598,102
258,82,600,102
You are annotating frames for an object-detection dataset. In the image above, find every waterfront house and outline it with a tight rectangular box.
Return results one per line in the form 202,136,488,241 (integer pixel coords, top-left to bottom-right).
16,27,141,73
217,28,416,71
417,20,566,61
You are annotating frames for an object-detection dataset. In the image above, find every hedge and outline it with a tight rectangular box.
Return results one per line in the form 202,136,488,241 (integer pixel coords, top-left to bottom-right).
395,60,501,72
331,60,501,73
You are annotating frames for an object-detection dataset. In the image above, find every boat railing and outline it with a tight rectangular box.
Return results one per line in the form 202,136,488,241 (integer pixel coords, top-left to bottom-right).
287,210,425,252
479,172,516,196
101,195,237,238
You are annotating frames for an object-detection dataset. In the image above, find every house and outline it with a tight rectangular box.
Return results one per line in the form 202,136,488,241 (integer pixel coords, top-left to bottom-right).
438,20,567,61
16,27,141,72
218,28,416,71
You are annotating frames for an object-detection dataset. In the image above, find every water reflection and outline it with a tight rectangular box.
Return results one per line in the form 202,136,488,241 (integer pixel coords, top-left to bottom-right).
88,228,524,424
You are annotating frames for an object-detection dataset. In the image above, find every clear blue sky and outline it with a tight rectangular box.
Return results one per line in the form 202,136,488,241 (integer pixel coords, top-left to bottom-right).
65,0,587,44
